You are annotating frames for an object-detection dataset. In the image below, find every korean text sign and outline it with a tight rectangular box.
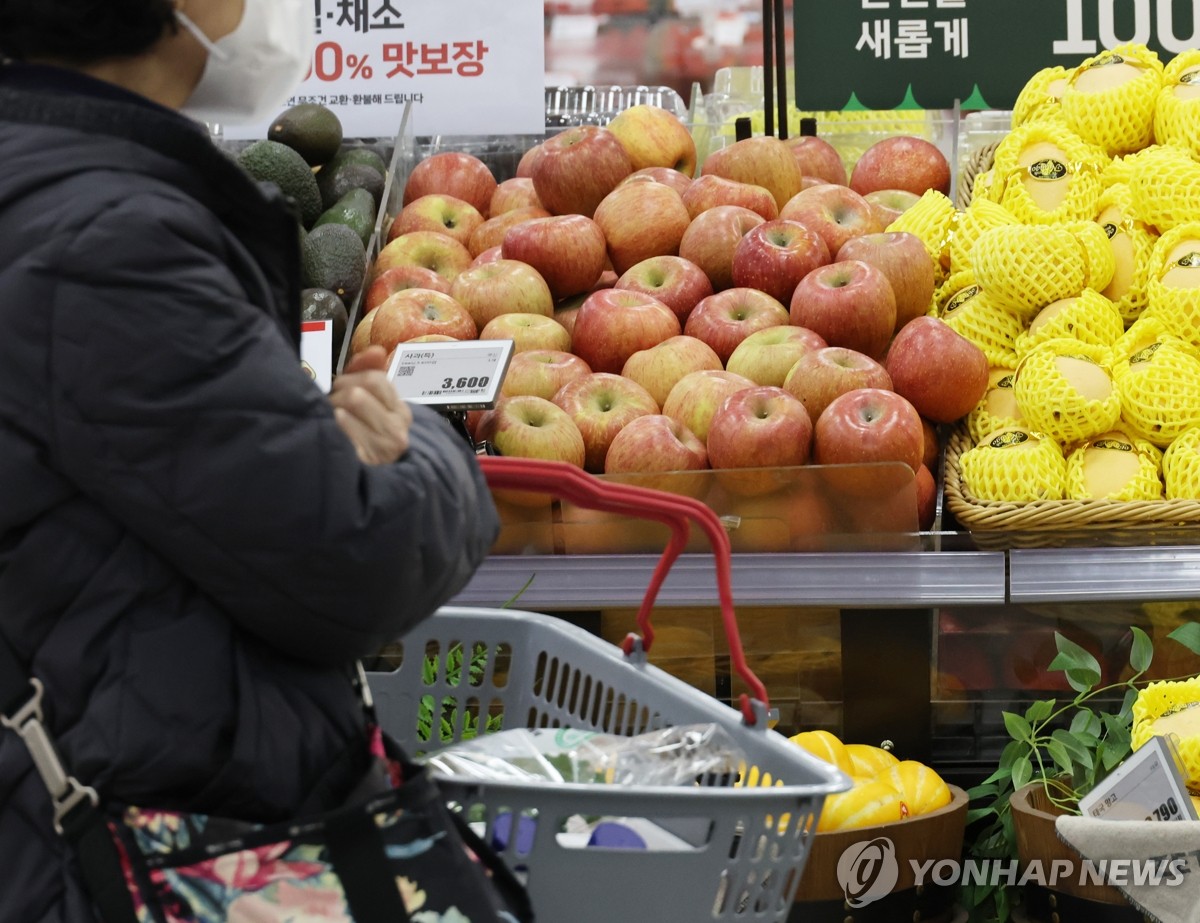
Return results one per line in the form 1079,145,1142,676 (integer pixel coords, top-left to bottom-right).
225,0,545,139
793,0,1195,111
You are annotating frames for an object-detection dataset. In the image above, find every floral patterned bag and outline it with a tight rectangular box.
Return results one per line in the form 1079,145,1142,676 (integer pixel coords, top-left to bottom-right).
106,740,534,923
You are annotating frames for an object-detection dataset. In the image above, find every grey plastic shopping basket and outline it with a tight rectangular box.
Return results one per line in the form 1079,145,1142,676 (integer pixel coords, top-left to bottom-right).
366,457,850,922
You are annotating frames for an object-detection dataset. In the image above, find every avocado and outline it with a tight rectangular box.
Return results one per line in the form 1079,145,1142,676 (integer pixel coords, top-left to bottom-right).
317,161,386,211
325,146,388,181
301,223,367,304
268,103,344,167
300,287,348,359
312,187,376,246
236,139,324,228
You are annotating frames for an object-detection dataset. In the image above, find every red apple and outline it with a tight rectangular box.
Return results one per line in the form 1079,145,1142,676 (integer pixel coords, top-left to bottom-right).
403,151,497,216
884,316,989,423
531,125,633,218
470,245,504,267
605,104,698,177
837,231,936,332
702,135,806,211
489,177,543,217
726,324,827,387
364,265,452,313
677,205,765,292
479,312,572,353
779,184,882,255
449,259,554,331
368,288,476,350
620,334,723,407
915,463,937,530
731,218,831,304
684,287,790,364
707,386,813,469
516,144,542,179
782,346,893,421
554,305,580,340
387,194,484,247
500,348,592,400
614,255,713,324
593,180,691,276
373,230,473,283
813,387,925,473
570,288,682,374
552,372,660,472
681,174,779,221
620,166,694,198
349,311,374,356
864,189,922,230
605,414,709,474
789,259,897,360
850,136,952,198
468,205,551,257
500,214,607,300
922,417,940,471
785,135,848,186
661,368,756,442
476,395,585,467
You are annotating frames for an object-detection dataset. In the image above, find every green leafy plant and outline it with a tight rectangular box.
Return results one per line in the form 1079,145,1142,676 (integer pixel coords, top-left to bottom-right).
962,622,1200,922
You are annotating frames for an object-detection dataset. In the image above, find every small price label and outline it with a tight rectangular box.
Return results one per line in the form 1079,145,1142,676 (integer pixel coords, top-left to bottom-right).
300,320,334,393
1078,736,1197,822
387,339,513,410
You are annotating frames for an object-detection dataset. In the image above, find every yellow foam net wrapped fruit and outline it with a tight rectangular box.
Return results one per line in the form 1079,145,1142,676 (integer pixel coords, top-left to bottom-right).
1014,338,1121,446
1012,65,1070,128
1065,428,1164,500
1095,182,1158,325
1129,145,1200,233
1144,222,1200,348
990,121,1106,224
967,368,1024,444
1132,677,1200,790
959,427,1067,502
1112,317,1200,447
887,189,955,283
1163,427,1200,499
950,198,1019,275
1154,49,1200,157
1061,43,1164,157
1015,288,1125,357
936,271,1023,368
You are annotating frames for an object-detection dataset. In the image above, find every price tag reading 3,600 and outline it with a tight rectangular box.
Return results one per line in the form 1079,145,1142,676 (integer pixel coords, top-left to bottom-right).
387,340,513,411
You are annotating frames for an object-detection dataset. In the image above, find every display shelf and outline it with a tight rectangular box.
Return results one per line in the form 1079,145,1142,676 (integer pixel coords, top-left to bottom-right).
1009,545,1200,604
450,550,1008,609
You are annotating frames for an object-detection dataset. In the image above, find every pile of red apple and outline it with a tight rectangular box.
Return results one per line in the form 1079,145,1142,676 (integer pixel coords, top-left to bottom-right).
348,105,990,533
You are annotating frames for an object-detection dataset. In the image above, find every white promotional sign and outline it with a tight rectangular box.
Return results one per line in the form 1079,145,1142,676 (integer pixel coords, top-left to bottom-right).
300,319,334,393
224,0,545,139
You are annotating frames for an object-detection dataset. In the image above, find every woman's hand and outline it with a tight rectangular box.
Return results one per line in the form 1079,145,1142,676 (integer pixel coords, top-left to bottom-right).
329,346,413,465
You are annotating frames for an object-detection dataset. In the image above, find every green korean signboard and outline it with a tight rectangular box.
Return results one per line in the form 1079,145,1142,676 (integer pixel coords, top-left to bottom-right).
793,0,1198,111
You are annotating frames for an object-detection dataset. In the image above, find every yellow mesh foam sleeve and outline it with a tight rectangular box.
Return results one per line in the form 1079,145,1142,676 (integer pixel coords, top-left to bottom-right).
1095,182,1158,325
972,223,1090,321
970,168,1003,206
1065,430,1164,500
1012,66,1070,129
950,199,1019,275
1061,44,1165,157
1112,318,1200,447
887,189,956,284
967,368,1024,444
991,121,1106,224
936,271,1023,368
959,428,1067,502
1071,219,1118,293
1154,49,1200,157
1163,427,1200,499
1016,288,1125,357
1129,145,1200,233
1132,677,1200,790
1101,154,1136,188
1144,222,1200,347
1014,338,1122,446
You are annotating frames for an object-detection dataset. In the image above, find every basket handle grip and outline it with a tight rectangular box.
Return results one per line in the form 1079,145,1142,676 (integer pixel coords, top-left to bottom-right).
477,455,768,726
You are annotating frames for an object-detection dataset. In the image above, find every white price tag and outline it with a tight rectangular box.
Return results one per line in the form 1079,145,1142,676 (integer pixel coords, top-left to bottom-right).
300,319,334,393
1078,736,1197,822
221,0,545,139
388,339,513,410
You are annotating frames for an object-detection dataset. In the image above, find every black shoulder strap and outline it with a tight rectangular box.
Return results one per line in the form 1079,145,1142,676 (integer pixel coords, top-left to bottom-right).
0,630,138,923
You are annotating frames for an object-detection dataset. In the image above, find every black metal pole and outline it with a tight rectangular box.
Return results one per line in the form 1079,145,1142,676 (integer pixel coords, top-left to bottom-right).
762,0,774,137
773,0,788,139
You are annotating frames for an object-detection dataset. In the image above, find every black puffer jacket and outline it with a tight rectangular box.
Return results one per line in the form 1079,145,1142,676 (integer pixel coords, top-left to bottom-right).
0,66,499,922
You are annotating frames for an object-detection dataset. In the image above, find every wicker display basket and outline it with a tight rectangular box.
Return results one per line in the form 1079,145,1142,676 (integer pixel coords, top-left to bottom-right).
943,427,1200,549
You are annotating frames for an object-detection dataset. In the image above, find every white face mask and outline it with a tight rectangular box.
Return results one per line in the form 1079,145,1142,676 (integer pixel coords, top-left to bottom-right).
177,0,314,124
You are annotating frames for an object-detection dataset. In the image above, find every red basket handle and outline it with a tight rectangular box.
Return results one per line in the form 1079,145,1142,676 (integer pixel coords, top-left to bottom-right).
477,455,768,726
